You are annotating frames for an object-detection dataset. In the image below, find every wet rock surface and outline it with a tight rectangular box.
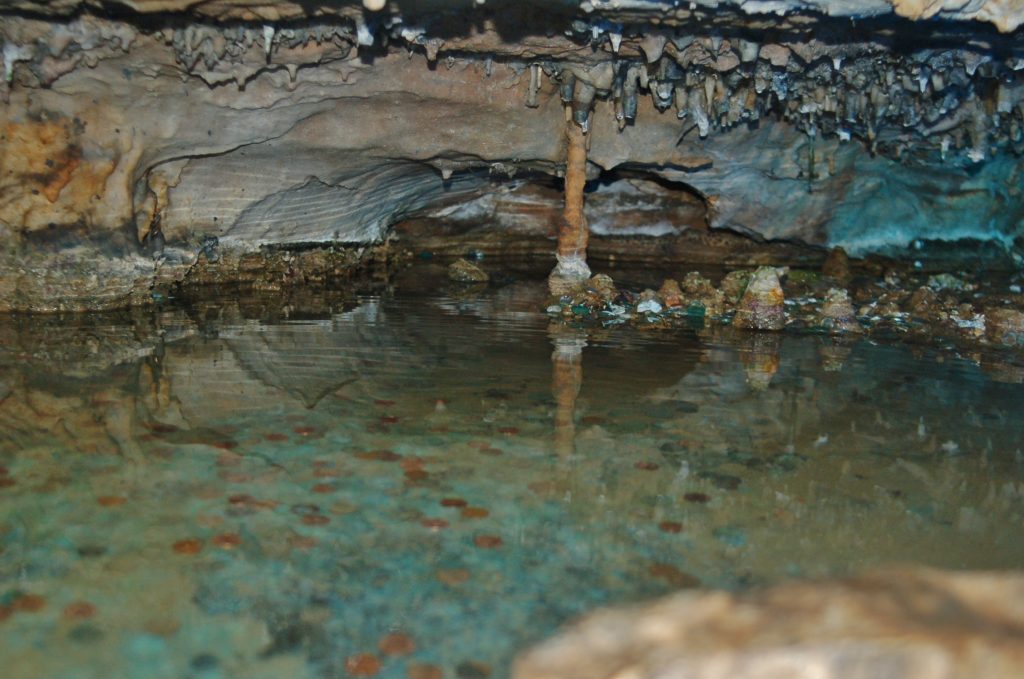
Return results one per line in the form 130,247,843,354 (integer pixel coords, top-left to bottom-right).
1,1,1024,309
732,267,787,331
542,254,1024,357
513,568,1024,679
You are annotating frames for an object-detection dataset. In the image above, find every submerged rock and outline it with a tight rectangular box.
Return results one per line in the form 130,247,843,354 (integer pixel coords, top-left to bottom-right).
733,267,785,331
986,308,1024,346
513,568,1024,679
447,258,489,283
818,288,862,334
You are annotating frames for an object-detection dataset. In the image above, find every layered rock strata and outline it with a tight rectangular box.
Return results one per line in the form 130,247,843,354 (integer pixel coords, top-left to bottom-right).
1,1,1023,309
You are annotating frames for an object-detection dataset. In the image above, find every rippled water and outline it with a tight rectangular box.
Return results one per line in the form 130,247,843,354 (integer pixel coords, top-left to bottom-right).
1,267,1023,679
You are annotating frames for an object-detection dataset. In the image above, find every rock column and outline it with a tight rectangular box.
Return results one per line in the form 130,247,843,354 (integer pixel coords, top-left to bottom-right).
549,122,591,295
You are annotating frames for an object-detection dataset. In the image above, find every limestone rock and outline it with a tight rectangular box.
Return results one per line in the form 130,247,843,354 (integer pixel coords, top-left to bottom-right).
680,271,726,316
818,288,863,334
720,270,753,304
2,3,1024,311
513,568,1024,679
657,279,683,308
588,274,618,303
733,267,785,331
447,258,489,283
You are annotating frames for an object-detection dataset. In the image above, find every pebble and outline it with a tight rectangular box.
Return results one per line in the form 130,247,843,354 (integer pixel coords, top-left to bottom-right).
345,653,382,677
637,299,662,314
172,538,204,555
378,632,416,656
474,535,503,549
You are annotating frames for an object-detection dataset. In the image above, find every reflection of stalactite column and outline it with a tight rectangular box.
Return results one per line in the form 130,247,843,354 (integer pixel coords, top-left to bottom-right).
551,330,586,457
549,121,591,295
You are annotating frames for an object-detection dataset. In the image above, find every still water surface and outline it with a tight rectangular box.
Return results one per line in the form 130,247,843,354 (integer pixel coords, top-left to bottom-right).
1,272,1023,679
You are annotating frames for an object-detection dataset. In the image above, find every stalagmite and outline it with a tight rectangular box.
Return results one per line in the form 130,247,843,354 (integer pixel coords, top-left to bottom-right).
549,122,591,295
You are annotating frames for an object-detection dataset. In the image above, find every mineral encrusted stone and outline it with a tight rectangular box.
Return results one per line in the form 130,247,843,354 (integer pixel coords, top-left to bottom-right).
587,274,618,303
818,288,863,334
720,270,753,304
680,271,726,316
657,279,683,308
733,267,785,331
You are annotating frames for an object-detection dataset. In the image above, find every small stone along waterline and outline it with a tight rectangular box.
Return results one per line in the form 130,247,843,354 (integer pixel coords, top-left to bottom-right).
1,265,1023,679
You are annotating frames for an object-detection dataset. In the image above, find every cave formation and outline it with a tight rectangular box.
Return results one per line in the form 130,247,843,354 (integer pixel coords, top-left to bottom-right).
0,0,1022,310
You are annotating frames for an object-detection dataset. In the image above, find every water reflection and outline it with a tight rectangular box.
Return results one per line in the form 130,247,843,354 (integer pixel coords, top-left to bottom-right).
0,280,1023,679
549,325,586,458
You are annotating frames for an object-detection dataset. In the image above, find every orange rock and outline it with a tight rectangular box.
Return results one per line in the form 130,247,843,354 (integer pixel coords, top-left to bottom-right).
301,514,330,526
400,457,426,471
658,521,683,534
312,483,337,493
345,653,382,677
172,538,204,555
441,497,467,508
96,495,127,507
12,594,47,613
461,507,490,519
212,533,243,549
474,535,503,549
62,601,97,620
378,631,416,656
